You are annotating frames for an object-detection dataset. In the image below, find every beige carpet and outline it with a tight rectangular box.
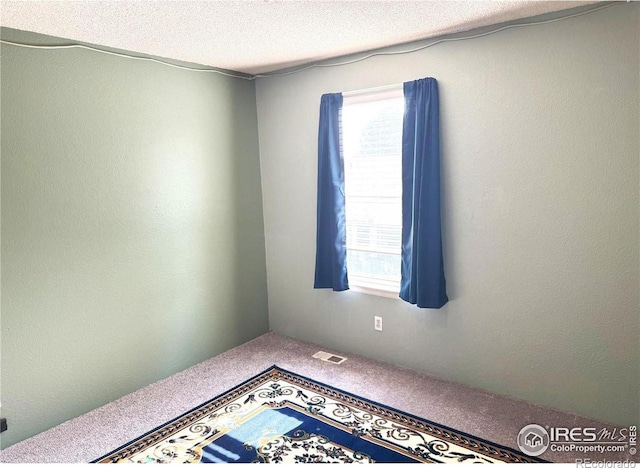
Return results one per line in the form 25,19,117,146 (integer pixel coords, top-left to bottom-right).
0,332,636,463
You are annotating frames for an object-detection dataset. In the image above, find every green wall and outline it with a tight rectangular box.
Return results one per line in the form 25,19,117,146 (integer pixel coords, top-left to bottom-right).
0,28,269,448
256,3,639,427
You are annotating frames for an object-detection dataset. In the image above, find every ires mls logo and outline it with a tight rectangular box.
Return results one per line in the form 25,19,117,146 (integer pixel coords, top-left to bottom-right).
518,424,637,457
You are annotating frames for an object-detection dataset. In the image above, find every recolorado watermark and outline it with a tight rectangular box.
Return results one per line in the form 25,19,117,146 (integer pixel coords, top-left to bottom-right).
576,460,636,468
517,424,637,458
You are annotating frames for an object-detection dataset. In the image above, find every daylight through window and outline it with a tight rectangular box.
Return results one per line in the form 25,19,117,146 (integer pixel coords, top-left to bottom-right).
342,88,404,295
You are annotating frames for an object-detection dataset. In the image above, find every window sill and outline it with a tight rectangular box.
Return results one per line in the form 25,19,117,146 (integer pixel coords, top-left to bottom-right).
349,284,400,300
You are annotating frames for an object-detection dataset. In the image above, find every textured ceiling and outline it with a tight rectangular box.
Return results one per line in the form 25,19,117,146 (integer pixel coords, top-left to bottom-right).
1,1,596,74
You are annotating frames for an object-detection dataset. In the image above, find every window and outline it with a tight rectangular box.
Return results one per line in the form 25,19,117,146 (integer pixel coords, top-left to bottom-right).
342,87,404,296
315,79,447,308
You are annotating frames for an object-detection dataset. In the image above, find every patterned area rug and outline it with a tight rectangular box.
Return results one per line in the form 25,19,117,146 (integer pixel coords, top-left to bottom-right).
93,366,546,463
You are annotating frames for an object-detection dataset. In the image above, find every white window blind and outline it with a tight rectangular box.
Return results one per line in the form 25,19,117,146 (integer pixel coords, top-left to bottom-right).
342,88,404,293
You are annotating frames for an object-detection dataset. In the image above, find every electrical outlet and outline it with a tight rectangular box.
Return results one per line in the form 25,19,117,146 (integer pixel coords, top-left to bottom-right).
374,316,383,331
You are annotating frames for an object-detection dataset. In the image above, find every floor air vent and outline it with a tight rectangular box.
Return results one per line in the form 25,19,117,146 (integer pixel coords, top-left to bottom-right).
313,351,347,364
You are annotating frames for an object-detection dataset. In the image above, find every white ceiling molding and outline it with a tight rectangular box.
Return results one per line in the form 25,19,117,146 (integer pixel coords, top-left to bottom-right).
1,1,598,74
